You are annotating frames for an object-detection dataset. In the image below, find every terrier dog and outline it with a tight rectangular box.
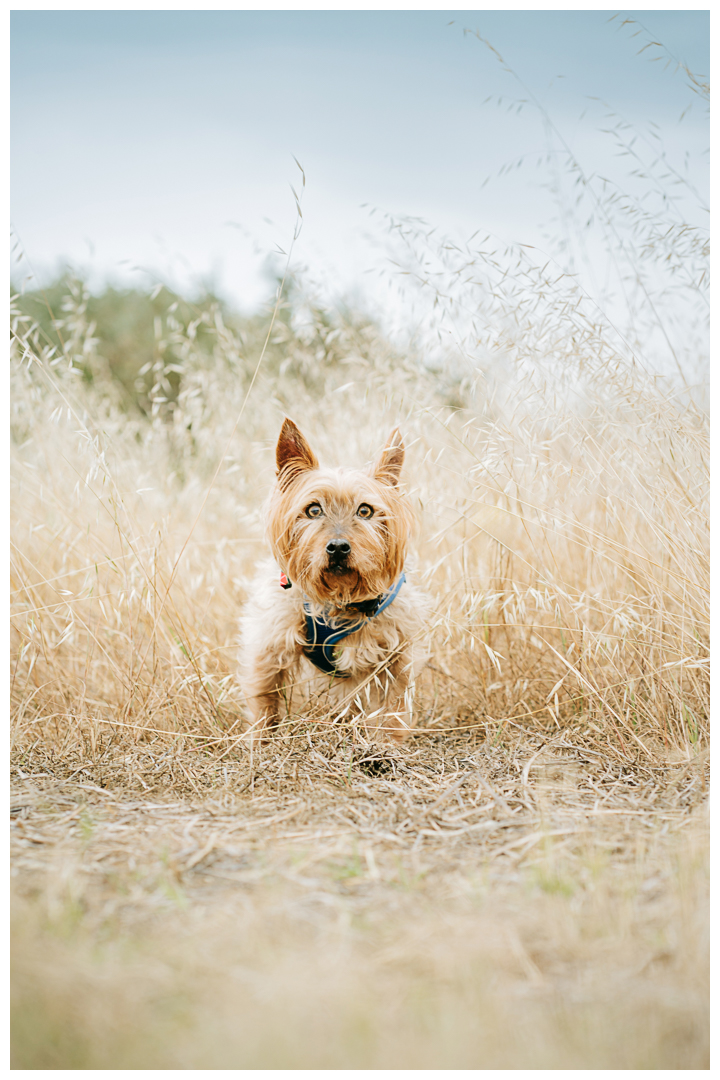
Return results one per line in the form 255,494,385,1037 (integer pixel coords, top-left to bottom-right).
240,418,430,744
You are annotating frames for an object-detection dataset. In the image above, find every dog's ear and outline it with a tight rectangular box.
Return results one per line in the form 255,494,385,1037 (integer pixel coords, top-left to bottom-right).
276,418,319,489
374,428,404,486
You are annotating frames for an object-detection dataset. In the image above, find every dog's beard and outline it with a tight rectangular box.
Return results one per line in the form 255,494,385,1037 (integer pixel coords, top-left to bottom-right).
286,550,392,608
305,562,379,606
322,560,356,582
320,566,360,602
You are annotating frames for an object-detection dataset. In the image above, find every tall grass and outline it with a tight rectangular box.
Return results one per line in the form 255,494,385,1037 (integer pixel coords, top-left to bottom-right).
10,236,708,761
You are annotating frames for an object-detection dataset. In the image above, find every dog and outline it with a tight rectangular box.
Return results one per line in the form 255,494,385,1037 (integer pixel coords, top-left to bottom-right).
240,417,430,744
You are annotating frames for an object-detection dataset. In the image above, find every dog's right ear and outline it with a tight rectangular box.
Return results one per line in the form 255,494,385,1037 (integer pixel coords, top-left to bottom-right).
276,418,319,490
374,428,404,487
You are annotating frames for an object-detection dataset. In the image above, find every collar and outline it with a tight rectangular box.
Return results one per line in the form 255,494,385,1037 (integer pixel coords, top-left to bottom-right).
280,572,406,677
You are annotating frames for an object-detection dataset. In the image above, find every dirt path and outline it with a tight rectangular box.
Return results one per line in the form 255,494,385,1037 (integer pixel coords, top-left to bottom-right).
11,732,709,1069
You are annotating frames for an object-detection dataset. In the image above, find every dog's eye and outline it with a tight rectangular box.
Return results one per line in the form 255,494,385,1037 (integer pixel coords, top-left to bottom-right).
356,504,374,519
305,503,324,518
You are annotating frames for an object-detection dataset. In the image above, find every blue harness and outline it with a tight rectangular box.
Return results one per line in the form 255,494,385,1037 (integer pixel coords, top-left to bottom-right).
294,573,406,678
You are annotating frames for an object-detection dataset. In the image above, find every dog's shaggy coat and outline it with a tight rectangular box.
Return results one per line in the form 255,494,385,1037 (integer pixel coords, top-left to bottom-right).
240,419,430,742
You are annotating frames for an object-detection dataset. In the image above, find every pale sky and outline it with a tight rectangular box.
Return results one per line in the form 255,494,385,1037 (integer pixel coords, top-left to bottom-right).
11,9,709,317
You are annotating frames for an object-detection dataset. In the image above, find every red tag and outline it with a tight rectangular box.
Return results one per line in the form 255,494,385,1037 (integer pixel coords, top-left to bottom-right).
280,572,292,590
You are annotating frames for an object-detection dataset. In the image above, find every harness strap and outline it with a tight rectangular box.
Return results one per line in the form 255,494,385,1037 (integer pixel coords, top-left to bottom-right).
302,573,406,677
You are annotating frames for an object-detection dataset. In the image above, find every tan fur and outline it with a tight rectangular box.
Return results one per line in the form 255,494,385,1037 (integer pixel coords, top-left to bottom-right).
240,418,431,745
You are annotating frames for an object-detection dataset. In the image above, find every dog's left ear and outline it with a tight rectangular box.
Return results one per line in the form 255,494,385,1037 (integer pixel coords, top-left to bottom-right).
374,429,404,486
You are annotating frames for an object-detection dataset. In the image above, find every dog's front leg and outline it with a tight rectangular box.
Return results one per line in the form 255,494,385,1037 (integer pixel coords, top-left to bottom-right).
384,684,413,744
371,648,414,744
244,654,293,744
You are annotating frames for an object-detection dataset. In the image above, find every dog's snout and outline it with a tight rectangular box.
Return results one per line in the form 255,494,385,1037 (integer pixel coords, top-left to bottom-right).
326,539,351,557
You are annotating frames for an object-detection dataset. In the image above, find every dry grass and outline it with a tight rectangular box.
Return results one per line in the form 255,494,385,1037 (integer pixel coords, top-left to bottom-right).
11,735,709,1069
10,66,708,1064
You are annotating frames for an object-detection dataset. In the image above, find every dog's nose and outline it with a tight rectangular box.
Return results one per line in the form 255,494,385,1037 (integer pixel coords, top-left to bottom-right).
326,539,351,557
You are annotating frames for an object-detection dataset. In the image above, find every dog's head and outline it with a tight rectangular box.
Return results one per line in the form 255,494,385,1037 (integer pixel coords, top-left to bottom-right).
266,418,414,606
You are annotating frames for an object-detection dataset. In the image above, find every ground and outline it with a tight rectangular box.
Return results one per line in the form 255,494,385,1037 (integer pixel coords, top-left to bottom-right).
11,725,709,1069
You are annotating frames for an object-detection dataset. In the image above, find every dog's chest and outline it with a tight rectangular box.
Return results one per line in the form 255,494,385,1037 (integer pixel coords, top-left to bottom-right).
299,612,400,677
